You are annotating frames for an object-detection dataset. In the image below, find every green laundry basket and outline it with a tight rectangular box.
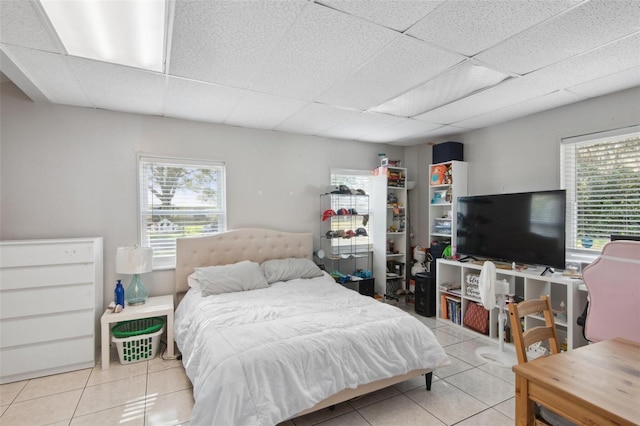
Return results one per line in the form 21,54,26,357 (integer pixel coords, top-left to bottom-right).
111,317,165,364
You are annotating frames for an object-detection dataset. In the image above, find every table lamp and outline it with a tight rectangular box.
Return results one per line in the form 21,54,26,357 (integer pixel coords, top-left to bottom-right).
116,245,153,306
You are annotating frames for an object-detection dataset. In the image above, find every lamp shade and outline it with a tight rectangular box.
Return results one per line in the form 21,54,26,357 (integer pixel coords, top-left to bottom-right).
116,246,153,274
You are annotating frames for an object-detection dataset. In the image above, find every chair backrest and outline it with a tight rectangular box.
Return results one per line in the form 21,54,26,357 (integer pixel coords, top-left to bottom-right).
508,295,561,364
581,240,640,343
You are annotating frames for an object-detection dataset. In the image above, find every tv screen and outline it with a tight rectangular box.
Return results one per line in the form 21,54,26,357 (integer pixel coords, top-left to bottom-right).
457,190,566,269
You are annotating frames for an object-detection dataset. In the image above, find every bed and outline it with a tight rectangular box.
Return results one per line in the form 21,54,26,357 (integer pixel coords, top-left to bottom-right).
174,228,450,425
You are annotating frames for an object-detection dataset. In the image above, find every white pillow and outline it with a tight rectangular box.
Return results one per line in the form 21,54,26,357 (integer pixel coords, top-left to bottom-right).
261,258,323,284
194,261,269,296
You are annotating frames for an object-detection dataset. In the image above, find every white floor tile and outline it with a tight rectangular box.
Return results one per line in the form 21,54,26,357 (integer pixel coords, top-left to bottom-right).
75,375,147,417
0,389,82,426
70,403,145,426
406,379,488,425
444,339,491,367
358,394,445,426
146,365,192,396
454,408,513,425
445,368,514,406
0,380,27,406
493,397,515,420
435,354,474,378
14,368,91,402
145,389,194,426
87,360,148,386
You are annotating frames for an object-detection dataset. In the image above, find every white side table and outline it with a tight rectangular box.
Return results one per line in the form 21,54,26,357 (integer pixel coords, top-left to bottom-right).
100,295,175,370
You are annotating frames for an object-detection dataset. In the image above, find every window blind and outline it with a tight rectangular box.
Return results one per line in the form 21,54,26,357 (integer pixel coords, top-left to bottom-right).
139,155,226,269
561,126,640,251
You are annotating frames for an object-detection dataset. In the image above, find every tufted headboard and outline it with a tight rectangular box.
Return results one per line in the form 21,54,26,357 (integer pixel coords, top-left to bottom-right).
175,228,313,296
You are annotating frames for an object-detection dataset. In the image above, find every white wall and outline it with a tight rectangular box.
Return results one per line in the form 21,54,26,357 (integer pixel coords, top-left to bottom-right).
2,81,638,304
404,87,640,249
0,82,403,305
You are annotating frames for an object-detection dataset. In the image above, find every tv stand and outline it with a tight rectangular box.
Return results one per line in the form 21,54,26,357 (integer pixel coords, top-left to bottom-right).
435,258,588,350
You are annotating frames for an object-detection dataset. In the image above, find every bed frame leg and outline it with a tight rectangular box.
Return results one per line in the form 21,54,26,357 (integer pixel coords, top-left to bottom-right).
425,372,433,390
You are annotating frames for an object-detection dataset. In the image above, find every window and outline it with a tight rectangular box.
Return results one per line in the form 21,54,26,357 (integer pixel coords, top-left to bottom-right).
561,125,640,252
138,155,226,269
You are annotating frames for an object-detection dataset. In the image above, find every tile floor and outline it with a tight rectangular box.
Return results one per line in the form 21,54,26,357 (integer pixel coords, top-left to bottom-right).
0,311,517,426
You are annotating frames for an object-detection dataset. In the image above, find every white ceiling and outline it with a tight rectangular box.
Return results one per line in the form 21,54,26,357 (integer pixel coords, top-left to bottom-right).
1,0,639,146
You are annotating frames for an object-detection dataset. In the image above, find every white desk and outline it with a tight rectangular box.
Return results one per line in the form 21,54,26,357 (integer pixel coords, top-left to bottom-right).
100,295,175,370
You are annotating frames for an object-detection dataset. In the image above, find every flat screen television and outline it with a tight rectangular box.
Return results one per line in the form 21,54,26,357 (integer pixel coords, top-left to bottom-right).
456,190,566,269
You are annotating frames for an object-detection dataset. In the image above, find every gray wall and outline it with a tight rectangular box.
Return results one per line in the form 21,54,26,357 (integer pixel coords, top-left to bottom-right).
0,81,403,305
2,80,639,305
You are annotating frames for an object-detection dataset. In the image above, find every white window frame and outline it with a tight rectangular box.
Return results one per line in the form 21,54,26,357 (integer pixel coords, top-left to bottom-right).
138,154,226,269
561,125,640,253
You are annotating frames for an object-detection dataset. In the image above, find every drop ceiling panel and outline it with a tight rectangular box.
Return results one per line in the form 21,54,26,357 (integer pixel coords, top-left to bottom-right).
165,77,245,123
224,91,307,130
316,0,444,32
249,3,398,101
415,32,640,125
567,66,640,99
1,44,92,107
0,0,61,53
275,103,362,136
406,0,580,56
475,1,640,74
455,90,585,130
358,118,442,143
317,35,464,110
372,60,510,117
168,0,308,88
317,111,405,140
66,57,165,116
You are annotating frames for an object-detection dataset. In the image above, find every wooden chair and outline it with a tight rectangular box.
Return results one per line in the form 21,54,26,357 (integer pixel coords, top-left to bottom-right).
508,295,560,364
509,295,575,426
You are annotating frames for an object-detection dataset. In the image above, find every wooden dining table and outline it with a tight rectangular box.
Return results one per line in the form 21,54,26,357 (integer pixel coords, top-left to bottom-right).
512,337,640,426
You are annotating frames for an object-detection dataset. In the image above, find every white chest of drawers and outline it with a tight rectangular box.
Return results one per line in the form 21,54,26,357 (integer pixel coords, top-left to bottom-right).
0,237,103,384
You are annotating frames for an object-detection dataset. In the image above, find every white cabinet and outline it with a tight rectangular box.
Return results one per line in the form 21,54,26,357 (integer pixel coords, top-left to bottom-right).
0,237,103,383
428,161,467,253
373,166,408,298
436,259,588,350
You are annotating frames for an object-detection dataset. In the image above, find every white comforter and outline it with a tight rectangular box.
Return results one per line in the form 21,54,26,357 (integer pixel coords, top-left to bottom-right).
175,273,449,426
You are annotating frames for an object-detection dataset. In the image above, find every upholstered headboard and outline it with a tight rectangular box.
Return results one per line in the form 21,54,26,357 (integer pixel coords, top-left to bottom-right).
175,228,313,295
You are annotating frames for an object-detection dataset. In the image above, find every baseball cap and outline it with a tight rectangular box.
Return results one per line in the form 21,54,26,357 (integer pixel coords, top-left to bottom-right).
322,209,337,221
355,227,368,236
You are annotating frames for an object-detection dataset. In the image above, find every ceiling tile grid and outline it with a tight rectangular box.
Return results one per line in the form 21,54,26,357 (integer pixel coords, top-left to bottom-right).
316,35,465,111
1,0,639,145
275,102,362,136
474,0,640,74
406,0,581,57
567,66,640,98
316,0,444,32
1,44,92,108
248,3,398,101
164,77,246,124
168,0,308,88
455,90,586,130
0,0,61,53
223,91,308,130
66,57,166,116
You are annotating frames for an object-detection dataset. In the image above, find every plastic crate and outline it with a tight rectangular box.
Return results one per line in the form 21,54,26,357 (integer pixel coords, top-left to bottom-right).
111,317,165,364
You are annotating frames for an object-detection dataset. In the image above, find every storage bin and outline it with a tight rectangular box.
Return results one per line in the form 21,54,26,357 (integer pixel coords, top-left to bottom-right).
111,317,165,364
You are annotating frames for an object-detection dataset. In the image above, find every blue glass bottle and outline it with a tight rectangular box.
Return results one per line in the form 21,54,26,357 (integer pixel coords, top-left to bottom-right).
115,280,125,307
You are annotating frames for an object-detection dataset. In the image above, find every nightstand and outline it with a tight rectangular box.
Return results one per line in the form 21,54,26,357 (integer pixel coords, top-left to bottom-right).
100,294,175,370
